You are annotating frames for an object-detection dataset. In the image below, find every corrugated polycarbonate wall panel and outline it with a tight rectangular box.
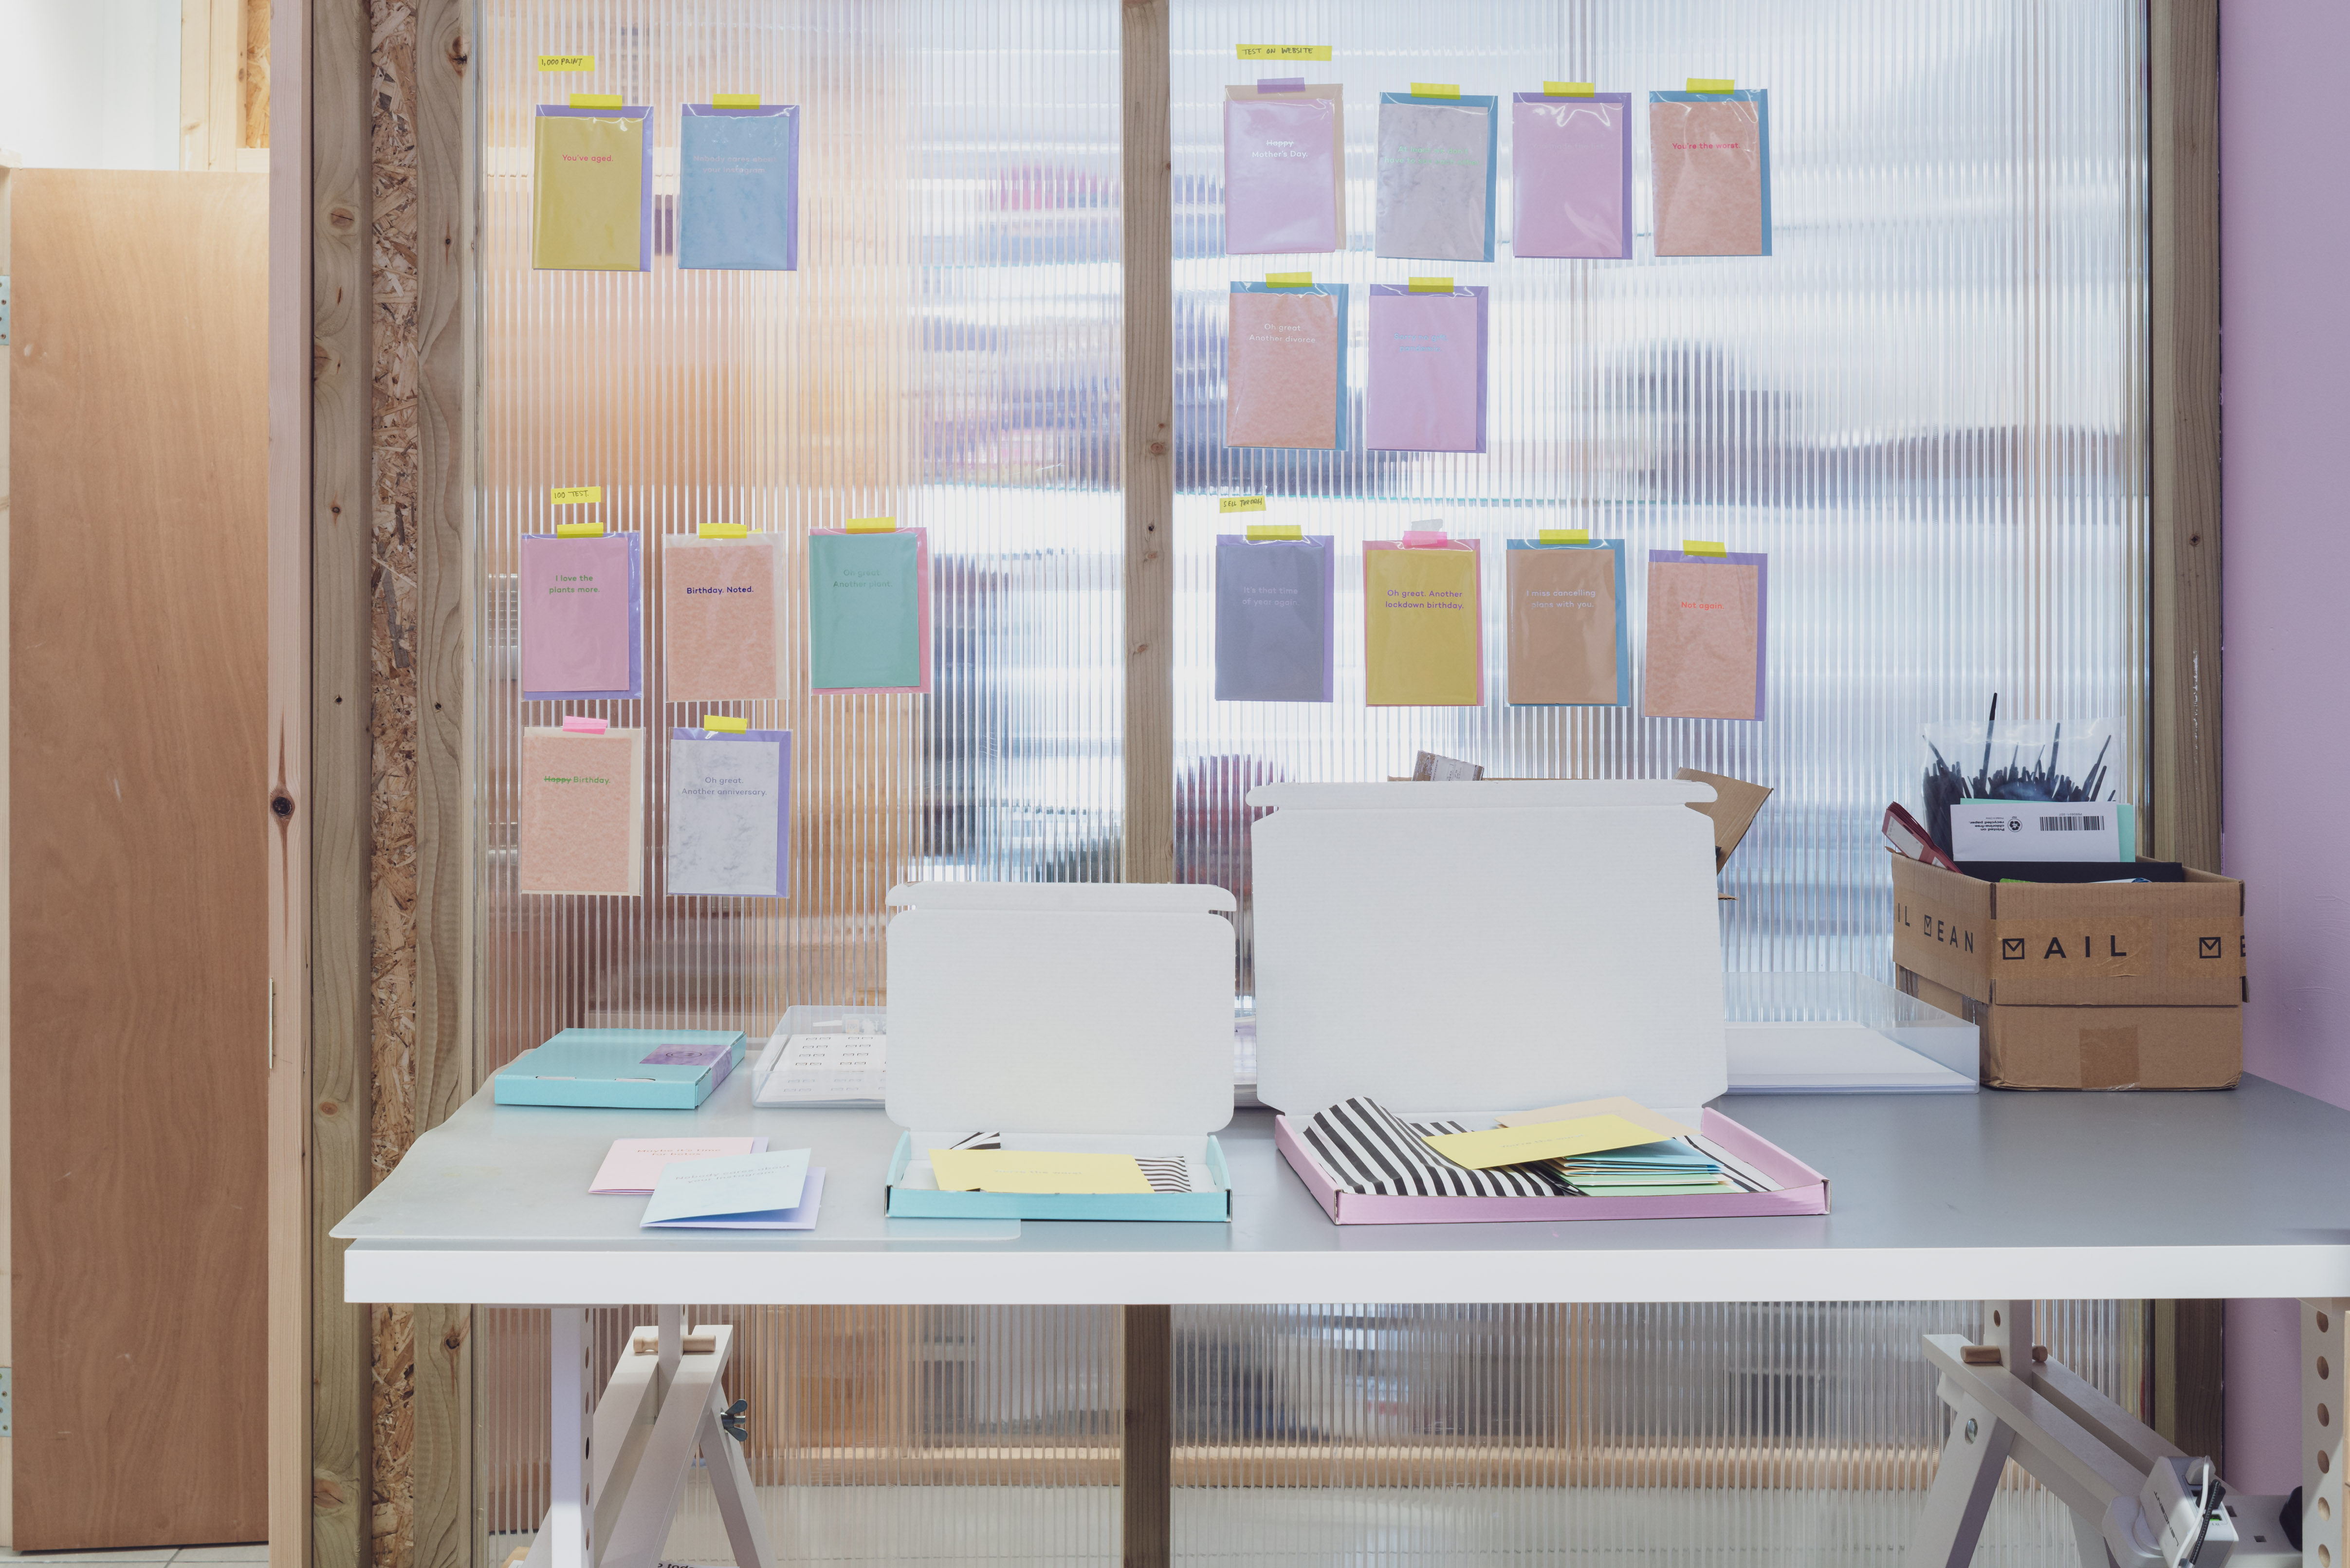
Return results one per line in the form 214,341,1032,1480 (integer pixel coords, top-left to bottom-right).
1168,0,2149,990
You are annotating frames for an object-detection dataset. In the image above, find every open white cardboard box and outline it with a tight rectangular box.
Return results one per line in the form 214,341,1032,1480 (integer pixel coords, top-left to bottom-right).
882,882,1236,1221
1246,780,1830,1224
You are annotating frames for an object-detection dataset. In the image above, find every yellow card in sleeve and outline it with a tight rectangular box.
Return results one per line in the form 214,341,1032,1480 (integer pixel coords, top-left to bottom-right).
1420,1113,1663,1170
928,1149,1154,1195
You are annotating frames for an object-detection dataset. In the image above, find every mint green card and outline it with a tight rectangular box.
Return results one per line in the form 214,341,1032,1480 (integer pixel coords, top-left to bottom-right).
808,531,928,691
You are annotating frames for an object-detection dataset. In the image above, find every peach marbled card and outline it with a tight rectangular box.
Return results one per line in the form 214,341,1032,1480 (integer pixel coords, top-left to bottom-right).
663,535,783,700
519,728,645,895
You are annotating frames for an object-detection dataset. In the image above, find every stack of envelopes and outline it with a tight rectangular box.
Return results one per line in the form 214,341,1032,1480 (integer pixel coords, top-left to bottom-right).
1540,1138,1747,1196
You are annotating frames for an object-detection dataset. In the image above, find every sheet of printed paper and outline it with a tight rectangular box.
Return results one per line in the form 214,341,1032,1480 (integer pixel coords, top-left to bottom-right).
663,535,784,700
1421,1112,1664,1170
1214,534,1334,702
763,1033,885,1104
1363,543,1482,706
1375,96,1496,261
520,533,640,699
1651,94,1769,257
518,727,644,895
1226,286,1344,450
1223,87,1343,254
1495,1096,1701,1140
1641,553,1767,721
1512,93,1632,259
927,1149,1153,1196
590,1136,768,1195
1507,542,1623,706
1365,287,1486,453
641,1149,813,1227
666,729,789,897
678,104,798,271
808,529,929,692
533,109,649,271
1948,799,2123,863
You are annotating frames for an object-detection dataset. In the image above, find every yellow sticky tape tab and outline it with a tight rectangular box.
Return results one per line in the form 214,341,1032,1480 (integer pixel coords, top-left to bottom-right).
1682,539,1728,558
569,93,624,109
1544,81,1597,97
554,521,606,539
1219,496,1267,515
700,715,750,733
1686,77,1736,93
844,516,897,534
1264,271,1312,288
1539,528,1591,544
550,485,602,505
1237,44,1331,60
1410,83,1461,99
697,522,750,539
1407,276,1455,293
538,55,595,71
711,93,760,108
1247,522,1303,541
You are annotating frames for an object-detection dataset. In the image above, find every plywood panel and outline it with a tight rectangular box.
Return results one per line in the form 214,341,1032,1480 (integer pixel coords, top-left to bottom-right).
8,168,269,1551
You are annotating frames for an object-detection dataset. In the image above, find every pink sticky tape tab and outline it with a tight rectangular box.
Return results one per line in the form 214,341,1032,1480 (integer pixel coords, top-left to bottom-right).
1401,529,1450,547
560,715,609,735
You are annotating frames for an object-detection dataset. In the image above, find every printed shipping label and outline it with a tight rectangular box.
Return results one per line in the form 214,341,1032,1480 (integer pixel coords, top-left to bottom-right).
1948,800,2121,862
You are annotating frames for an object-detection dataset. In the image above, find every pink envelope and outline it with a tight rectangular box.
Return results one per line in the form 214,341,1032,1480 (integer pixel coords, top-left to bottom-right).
1224,88,1343,255
1512,94,1632,259
1365,286,1487,454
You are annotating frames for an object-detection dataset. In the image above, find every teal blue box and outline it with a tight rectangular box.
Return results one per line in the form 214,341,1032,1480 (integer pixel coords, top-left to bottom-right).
884,1132,1232,1222
494,1027,749,1111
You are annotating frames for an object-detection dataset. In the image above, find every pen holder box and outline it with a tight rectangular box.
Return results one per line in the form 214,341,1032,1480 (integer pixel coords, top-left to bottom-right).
882,882,1237,1222
1247,780,1825,1223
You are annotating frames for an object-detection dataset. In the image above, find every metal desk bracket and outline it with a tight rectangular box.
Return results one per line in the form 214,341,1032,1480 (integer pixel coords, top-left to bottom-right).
520,1307,776,1568
1907,1299,2302,1566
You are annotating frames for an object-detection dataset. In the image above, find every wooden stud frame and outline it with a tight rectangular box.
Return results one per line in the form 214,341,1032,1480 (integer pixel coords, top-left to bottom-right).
267,5,2229,1566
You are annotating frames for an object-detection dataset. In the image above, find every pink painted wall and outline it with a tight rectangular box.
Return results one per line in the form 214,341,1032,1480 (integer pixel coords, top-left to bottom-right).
2220,0,2350,1495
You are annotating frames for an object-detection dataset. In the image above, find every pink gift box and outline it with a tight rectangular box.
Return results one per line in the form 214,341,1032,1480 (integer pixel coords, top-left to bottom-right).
1273,1106,1829,1225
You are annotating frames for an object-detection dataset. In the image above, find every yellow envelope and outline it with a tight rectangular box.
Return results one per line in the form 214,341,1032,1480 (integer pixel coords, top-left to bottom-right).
1364,544,1482,706
928,1149,1154,1195
1420,1112,1663,1170
534,113,645,271
1494,1096,1700,1141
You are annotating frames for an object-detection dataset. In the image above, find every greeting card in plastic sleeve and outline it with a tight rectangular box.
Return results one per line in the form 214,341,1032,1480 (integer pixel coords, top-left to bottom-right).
518,726,645,896
1365,285,1487,454
1375,93,1498,262
808,528,931,693
679,104,799,271
1642,550,1768,721
1512,93,1633,259
1223,85,1343,255
521,532,643,701
1363,539,1483,707
1226,283,1347,450
533,106,652,272
1506,539,1629,706
662,534,784,701
1214,533,1335,703
666,728,790,897
1650,90,1771,257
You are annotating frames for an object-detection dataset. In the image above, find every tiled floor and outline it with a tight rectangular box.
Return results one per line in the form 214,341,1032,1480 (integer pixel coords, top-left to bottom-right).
0,1546,265,1566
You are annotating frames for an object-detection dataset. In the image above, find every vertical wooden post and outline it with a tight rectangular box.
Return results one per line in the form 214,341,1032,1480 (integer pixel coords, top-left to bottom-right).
1121,1304,1173,1568
413,4,478,1568
266,0,315,1564
310,3,375,1567
1120,0,1174,884
2151,1299,2226,1469
2148,0,2221,870
2304,1301,2348,1568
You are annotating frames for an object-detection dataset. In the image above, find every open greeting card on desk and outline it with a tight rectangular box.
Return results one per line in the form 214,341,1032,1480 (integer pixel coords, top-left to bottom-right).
882,882,1236,1222
1247,780,1828,1223
590,1136,767,1195
641,1149,823,1230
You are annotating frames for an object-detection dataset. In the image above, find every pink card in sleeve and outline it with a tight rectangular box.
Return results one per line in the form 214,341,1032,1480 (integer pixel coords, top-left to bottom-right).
1364,286,1487,454
518,727,645,895
1511,93,1633,259
663,534,784,701
1226,286,1345,450
1223,86,1343,255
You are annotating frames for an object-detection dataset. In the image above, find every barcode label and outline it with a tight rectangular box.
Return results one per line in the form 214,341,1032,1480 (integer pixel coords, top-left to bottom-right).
2038,815,2106,832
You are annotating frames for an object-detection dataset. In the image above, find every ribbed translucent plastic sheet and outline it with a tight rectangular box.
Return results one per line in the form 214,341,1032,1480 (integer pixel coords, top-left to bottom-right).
476,1301,2142,1564
1168,0,2150,992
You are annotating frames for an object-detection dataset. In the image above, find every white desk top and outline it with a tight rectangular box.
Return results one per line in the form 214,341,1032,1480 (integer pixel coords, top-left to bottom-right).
333,1073,2350,1306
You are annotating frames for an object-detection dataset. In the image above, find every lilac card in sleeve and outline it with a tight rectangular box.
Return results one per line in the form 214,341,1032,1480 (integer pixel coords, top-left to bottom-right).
1223,86,1343,255
1365,285,1487,454
1511,93,1633,259
521,532,643,701
1214,534,1335,703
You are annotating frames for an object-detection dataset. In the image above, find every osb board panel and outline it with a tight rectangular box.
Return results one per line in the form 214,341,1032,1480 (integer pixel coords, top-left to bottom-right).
8,168,268,1550
371,3,422,1568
